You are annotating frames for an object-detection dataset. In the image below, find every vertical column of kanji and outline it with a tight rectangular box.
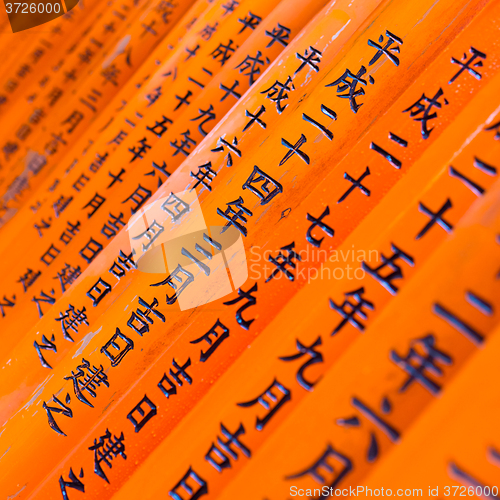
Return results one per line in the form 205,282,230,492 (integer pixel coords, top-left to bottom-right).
208,177,500,499
0,1,494,498
0,0,288,345
91,52,500,500
0,0,146,207
362,322,500,497
0,0,215,243
0,0,384,407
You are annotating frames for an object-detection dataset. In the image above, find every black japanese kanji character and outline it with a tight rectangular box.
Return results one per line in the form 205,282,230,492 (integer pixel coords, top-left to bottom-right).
362,243,414,295
122,184,152,214
146,115,172,137
109,250,136,279
73,173,90,192
127,296,165,336
141,20,158,37
169,467,207,500
185,44,200,61
243,104,266,131
191,162,217,192
34,333,57,369
280,134,309,166
265,23,291,48
306,206,334,247
56,304,89,341
146,86,162,106
18,268,41,292
242,165,282,204
89,151,109,173
171,130,196,157
337,396,400,462
329,287,374,335
128,137,152,162
180,233,222,277
59,467,85,500
174,90,192,110
191,105,216,137
338,167,371,203
101,64,120,86
132,219,163,254
101,327,134,366
235,51,266,85
449,46,486,84
80,88,103,112
266,242,301,282
54,263,82,292
151,264,194,305
41,244,60,266
83,192,106,218
62,110,84,134
34,217,52,237
448,156,497,197
390,334,452,395
53,195,73,217
237,378,291,430
101,212,126,238
415,198,454,240
238,11,261,33
43,392,73,436
158,358,192,398
219,79,241,102
32,289,55,318
261,76,294,114
65,358,109,407
79,237,103,264
190,319,229,362
279,336,323,391
161,192,190,222
403,88,448,139
223,283,258,330
295,46,322,74
326,66,372,113
205,422,251,472
108,168,126,188
127,394,157,433
433,290,491,346
211,135,241,167
87,277,112,306
199,22,218,40
89,429,126,483
210,40,238,66
217,196,253,237
370,131,408,169
107,130,128,146
302,104,337,140
368,30,403,66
